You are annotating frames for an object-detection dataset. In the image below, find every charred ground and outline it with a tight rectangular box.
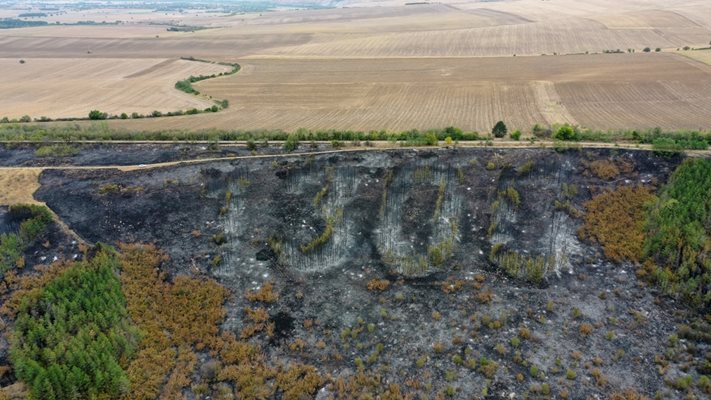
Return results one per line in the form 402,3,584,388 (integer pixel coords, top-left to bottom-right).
1,146,702,398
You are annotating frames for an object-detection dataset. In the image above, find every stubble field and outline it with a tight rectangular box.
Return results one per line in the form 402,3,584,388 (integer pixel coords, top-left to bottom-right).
0,58,230,119
106,53,711,132
0,0,710,131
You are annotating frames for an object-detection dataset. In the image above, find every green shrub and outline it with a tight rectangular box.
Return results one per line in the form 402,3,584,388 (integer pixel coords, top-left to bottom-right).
554,124,578,141
492,121,508,138
494,251,553,284
1,204,53,275
511,130,521,141
175,79,198,95
0,233,23,275
34,144,79,158
643,159,711,308
88,110,107,120
10,248,138,400
284,134,299,152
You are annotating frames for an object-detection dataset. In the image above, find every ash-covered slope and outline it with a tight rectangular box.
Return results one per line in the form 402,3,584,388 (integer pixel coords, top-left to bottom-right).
34,148,709,398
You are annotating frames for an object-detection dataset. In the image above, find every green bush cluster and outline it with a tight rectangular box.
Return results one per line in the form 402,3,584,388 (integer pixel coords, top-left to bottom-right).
34,144,79,158
0,124,483,143
495,250,555,284
643,158,711,309
1,204,53,276
10,247,139,400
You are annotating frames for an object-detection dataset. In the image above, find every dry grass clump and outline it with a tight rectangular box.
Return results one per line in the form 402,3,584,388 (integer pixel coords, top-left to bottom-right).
579,323,594,337
245,281,279,303
609,389,650,400
588,160,621,180
367,278,391,292
578,186,655,263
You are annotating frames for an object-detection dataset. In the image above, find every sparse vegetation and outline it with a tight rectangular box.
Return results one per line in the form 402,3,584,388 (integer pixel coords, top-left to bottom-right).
1,204,52,276
494,250,554,284
34,144,79,157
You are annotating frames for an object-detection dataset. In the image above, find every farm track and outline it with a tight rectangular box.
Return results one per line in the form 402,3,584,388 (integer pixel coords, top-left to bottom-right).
0,140,707,173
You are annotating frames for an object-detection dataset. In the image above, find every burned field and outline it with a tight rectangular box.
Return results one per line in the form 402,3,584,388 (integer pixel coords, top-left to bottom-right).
1,146,708,399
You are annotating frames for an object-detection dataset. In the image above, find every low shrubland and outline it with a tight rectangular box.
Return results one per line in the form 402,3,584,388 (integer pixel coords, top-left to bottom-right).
0,204,53,277
10,246,138,399
641,158,711,309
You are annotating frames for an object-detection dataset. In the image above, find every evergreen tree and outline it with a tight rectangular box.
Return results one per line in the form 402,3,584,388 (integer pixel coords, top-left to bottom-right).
492,121,508,138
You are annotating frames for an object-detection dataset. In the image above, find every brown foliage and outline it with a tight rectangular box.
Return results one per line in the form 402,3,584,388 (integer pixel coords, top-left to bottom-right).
579,323,593,337
276,364,323,400
367,278,391,292
119,243,229,399
0,261,75,318
241,307,275,339
609,389,650,400
475,287,494,304
578,186,655,263
245,281,279,303
588,160,620,180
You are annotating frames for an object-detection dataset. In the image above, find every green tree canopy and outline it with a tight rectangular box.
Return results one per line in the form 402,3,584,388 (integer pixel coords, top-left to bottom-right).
492,121,508,138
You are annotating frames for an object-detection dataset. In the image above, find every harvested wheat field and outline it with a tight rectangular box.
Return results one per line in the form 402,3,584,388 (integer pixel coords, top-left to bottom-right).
106,53,711,132
0,58,231,119
0,0,710,130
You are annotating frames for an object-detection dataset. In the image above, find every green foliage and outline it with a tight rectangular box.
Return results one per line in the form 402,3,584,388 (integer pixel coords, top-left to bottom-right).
1,205,53,276
283,133,299,152
511,130,521,141
492,121,508,138
313,185,329,207
0,233,23,275
300,209,343,253
500,186,521,207
424,132,438,146
495,250,554,284
428,220,458,267
34,144,79,158
10,248,139,400
0,124,482,143
554,124,578,141
433,180,446,220
175,79,199,95
88,110,107,120
643,158,711,309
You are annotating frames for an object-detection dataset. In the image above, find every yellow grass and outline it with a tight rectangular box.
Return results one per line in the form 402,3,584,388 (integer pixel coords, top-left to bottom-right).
679,49,711,66
0,168,42,205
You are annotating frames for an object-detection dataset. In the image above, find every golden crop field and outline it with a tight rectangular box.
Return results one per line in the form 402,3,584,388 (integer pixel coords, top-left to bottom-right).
0,58,230,119
0,0,710,131
104,53,711,132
